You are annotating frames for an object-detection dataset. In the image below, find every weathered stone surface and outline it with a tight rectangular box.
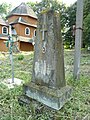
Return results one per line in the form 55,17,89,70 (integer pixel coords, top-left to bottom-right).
32,10,65,89
24,10,72,110
24,82,72,110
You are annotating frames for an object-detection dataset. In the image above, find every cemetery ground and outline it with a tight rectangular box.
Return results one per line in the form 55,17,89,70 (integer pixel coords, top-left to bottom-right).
0,50,90,120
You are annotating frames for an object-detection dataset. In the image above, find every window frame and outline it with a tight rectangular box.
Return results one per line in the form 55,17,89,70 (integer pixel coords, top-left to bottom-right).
2,26,8,35
34,29,36,37
25,27,30,36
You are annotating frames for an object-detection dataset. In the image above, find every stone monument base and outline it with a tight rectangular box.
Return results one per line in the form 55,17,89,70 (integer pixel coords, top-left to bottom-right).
24,82,72,110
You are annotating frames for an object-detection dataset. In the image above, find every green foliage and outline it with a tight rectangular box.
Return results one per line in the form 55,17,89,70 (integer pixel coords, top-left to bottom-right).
0,3,12,18
64,2,76,47
83,14,90,47
0,1,90,48
83,0,90,19
18,55,24,60
82,0,90,48
27,0,67,31
64,0,90,48
0,50,90,120
64,27,75,48
27,1,36,12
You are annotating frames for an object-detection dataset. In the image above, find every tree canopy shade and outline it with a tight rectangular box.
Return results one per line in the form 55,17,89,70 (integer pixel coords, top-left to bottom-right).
27,0,67,31
64,0,90,48
83,13,90,48
27,0,90,49
1,0,90,49
83,0,90,48
64,2,77,48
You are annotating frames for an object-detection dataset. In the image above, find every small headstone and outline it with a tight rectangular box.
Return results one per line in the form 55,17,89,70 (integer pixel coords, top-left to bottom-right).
24,10,72,110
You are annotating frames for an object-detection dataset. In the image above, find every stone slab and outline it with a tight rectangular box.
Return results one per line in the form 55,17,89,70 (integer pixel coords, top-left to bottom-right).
24,82,72,110
1,78,24,89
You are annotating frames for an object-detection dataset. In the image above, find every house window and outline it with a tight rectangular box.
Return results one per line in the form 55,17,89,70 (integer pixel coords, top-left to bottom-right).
34,30,36,37
2,26,8,35
25,27,30,35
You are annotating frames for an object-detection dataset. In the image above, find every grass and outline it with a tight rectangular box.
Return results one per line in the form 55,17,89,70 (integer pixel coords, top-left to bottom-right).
0,50,90,120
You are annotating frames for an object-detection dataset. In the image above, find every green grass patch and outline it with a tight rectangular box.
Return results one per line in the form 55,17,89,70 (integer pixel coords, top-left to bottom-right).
0,50,90,120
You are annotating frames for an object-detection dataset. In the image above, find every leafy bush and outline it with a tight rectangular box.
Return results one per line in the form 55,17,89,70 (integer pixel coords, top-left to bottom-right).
18,55,24,60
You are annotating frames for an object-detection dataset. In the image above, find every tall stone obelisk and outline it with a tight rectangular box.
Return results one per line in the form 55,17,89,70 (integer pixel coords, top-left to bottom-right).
24,10,72,110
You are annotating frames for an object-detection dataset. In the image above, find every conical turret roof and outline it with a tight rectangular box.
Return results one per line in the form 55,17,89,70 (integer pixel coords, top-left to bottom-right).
7,2,37,19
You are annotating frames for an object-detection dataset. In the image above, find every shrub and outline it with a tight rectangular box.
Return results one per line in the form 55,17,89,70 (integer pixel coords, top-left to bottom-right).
18,55,24,60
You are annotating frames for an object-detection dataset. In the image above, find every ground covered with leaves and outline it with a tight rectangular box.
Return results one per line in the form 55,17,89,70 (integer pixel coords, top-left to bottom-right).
0,50,90,120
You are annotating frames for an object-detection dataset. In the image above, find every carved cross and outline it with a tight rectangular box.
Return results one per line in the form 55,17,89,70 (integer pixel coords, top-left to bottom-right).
41,14,47,41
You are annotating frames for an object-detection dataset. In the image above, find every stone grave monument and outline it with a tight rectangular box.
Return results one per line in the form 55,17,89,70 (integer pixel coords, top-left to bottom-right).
24,10,72,110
